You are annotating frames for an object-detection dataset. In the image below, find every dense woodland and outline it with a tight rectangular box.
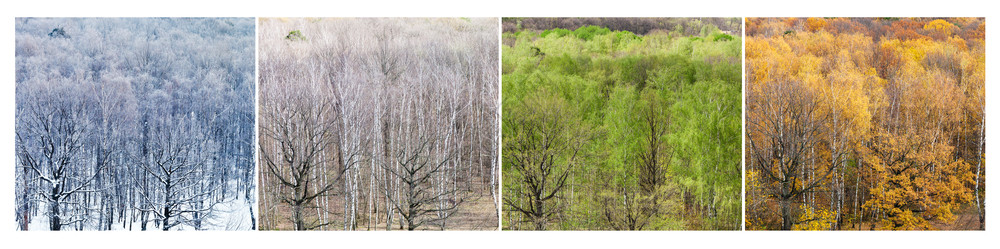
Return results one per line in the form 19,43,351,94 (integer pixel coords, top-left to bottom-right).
258,18,499,230
746,17,985,230
502,18,741,230
14,18,257,230
502,17,742,37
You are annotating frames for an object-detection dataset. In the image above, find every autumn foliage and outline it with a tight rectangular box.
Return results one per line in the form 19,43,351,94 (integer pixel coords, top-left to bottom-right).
745,18,984,230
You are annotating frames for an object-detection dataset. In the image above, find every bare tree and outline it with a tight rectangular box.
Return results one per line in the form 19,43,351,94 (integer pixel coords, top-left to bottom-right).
380,74,466,230
16,84,98,231
746,81,837,230
258,66,344,230
132,105,226,230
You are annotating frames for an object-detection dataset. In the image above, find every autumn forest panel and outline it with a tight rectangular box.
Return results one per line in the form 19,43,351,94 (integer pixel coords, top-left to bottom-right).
745,17,985,230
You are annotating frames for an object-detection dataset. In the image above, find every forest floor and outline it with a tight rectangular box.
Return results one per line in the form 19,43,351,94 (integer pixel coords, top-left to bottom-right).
343,192,499,231
25,191,256,231
263,183,499,230
443,193,500,230
847,204,984,230
929,204,983,230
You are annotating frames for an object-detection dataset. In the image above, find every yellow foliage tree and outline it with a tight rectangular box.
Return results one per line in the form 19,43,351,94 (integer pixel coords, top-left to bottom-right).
806,17,827,32
923,19,959,39
746,17,984,230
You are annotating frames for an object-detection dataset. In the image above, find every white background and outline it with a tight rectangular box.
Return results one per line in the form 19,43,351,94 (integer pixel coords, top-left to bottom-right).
0,0,996,248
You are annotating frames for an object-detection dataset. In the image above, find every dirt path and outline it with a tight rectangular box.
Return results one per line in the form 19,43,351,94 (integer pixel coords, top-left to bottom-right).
930,205,983,230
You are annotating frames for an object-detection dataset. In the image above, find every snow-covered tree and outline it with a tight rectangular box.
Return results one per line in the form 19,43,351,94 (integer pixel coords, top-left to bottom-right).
15,17,256,231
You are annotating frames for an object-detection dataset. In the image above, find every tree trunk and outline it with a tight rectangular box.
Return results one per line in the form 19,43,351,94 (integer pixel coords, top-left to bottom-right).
293,203,305,230
162,176,173,231
49,194,61,231
162,204,171,231
975,120,985,230
344,169,352,230
780,198,792,230
141,209,149,231
533,193,545,230
248,196,257,230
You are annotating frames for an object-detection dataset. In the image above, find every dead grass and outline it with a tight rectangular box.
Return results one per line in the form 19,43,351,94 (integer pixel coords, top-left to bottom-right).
261,184,498,231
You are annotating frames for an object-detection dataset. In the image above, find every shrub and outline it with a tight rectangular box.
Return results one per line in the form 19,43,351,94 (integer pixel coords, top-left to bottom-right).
573,25,611,41
540,28,572,38
285,30,306,41
711,33,733,42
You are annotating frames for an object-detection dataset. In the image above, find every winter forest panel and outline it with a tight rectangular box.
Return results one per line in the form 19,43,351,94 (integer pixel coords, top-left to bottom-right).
15,18,257,231
258,18,499,230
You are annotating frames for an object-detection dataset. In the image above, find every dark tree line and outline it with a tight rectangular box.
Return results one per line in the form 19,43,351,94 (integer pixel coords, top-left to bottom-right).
502,17,742,36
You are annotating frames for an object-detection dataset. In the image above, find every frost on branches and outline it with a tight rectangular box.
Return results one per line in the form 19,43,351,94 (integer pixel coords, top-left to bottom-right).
15,18,257,231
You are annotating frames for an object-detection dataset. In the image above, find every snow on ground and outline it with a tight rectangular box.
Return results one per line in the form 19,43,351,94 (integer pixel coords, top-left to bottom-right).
25,181,257,231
